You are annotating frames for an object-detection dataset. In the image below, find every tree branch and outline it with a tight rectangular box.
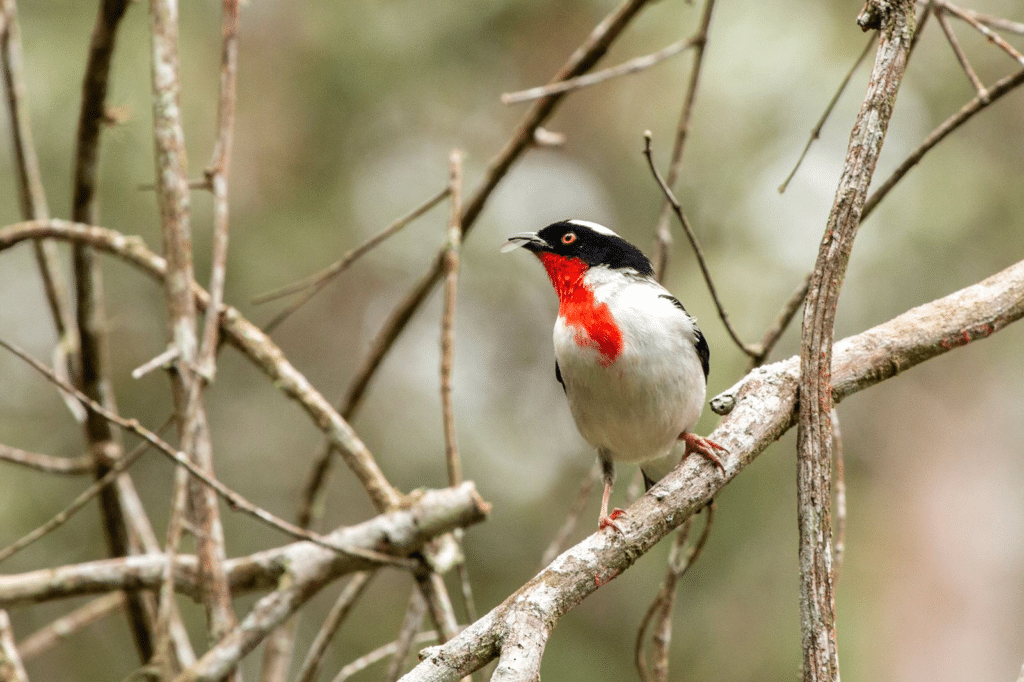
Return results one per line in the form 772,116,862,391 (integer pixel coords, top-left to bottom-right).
797,3,914,680
0,482,489,608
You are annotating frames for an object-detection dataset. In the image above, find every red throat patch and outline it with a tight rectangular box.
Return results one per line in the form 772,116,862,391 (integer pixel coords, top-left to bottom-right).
536,253,623,366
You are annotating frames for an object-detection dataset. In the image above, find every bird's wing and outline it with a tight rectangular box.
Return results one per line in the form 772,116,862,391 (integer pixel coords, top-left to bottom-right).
555,359,566,393
659,294,710,381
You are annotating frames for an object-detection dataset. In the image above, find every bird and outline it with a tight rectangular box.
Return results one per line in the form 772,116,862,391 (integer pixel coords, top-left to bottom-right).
502,219,727,533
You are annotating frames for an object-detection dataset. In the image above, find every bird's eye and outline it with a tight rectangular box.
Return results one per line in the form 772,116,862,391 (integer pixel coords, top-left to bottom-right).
561,232,577,244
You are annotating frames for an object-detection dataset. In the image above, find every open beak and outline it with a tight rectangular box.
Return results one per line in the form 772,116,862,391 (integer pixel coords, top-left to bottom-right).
500,232,548,253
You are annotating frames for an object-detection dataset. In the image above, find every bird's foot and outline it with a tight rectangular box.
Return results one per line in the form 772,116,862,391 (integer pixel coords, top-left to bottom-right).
680,433,728,473
598,508,626,534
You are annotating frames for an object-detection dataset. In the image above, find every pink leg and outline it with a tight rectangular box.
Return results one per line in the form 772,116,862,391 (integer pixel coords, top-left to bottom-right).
597,455,626,534
679,432,728,473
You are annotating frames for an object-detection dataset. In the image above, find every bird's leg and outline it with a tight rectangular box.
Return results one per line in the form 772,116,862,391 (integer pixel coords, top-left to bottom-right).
679,432,728,473
597,452,625,534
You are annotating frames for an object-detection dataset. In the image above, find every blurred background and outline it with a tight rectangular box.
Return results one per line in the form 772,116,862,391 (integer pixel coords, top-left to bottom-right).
1,0,1023,680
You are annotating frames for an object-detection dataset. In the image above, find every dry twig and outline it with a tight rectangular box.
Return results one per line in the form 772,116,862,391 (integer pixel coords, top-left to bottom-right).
643,131,756,358
651,0,717,280
502,35,698,104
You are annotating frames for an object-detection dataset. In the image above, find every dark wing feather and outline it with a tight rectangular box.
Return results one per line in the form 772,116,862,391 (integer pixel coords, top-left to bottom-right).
555,359,566,393
659,294,710,381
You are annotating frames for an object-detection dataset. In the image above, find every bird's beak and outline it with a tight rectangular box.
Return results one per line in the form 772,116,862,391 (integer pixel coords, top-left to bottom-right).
501,232,548,253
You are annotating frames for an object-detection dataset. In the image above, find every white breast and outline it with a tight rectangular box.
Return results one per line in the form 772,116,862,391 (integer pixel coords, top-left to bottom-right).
553,268,706,464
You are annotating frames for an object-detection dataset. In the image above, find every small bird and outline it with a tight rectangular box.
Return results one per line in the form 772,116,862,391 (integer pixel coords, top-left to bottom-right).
503,219,726,533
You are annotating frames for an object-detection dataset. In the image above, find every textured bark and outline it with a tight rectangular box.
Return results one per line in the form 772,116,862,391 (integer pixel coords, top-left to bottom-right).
796,2,915,680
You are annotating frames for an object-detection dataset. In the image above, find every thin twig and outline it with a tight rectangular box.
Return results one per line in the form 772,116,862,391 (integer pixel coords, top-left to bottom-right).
383,587,429,682
748,274,811,370
0,444,94,475
332,632,439,682
0,610,29,682
0,0,75,342
939,0,1024,67
441,150,464,486
0,219,405,514
643,131,756,358
862,65,1024,221
934,7,987,97
652,0,716,281
195,0,240,381
0,338,413,569
295,571,376,682
502,35,697,104
539,462,600,568
779,34,877,194
961,9,1024,37
0,419,171,564
150,0,239,670
70,0,152,663
255,186,450,334
18,593,125,661
635,502,715,682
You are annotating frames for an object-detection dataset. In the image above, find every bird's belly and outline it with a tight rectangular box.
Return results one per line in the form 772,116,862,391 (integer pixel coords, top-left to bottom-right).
554,321,705,464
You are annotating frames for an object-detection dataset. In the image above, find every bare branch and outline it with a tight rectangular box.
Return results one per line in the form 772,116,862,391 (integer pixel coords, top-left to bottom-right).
0,338,412,566
0,444,94,475
934,7,987,97
502,35,697,104
170,486,488,682
539,463,599,568
643,131,757,358
830,410,846,583
0,423,168,564
652,0,716,281
779,35,876,194
196,0,240,381
441,150,464,487
862,65,1024,220
938,0,1024,67
0,610,28,682
382,587,429,682
0,482,489,607
296,572,376,682
0,0,74,341
18,594,125,660
798,4,915,679
255,185,451,333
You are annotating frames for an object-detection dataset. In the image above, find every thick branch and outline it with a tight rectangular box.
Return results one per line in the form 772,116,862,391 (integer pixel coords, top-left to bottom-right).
0,482,489,608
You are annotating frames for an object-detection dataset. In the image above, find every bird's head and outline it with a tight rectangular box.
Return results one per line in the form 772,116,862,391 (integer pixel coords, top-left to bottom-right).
501,220,654,285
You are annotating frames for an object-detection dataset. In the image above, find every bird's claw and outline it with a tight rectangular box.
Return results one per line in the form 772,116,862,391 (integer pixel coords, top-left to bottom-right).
598,508,626,534
681,433,728,474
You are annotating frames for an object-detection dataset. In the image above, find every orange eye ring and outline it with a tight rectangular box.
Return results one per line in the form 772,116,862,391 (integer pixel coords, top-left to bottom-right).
561,232,577,244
